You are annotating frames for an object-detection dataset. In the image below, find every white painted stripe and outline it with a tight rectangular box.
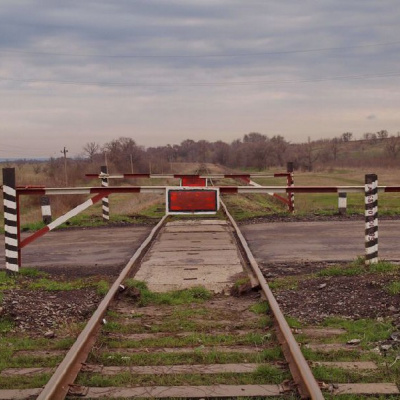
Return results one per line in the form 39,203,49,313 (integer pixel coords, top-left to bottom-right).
365,222,378,231
103,215,110,220
365,206,378,216
365,196,378,205
3,185,16,197
102,181,109,187
4,199,17,210
41,205,51,215
249,180,262,187
6,249,18,258
6,263,19,272
5,237,18,246
5,226,18,235
338,197,347,208
102,198,109,204
48,198,94,231
366,245,378,254
4,212,17,222
45,188,91,195
139,188,165,194
366,234,379,241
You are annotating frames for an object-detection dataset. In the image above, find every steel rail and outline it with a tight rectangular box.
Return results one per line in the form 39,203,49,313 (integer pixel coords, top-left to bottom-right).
221,200,324,399
37,215,168,400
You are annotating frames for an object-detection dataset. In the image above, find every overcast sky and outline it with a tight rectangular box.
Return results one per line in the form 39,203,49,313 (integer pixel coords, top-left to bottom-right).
1,1,399,158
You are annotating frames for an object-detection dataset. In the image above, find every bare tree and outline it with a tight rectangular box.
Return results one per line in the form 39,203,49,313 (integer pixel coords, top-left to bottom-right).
376,130,389,140
384,134,400,158
83,142,100,162
330,137,340,161
341,132,353,142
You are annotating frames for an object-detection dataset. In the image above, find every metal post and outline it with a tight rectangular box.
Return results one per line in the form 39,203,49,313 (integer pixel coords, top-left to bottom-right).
40,196,52,224
2,168,19,273
338,192,347,215
365,174,378,264
287,162,294,213
101,165,109,221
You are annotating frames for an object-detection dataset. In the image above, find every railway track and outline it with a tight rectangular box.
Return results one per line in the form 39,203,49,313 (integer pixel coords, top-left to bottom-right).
1,164,399,399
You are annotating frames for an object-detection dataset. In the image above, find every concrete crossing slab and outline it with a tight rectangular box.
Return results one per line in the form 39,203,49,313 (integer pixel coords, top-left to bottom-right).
136,220,244,292
154,240,237,251
142,250,242,266
158,232,231,241
164,225,228,233
167,220,227,226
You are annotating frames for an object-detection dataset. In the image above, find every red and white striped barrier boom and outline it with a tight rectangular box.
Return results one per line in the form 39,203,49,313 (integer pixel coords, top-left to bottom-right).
15,185,400,196
86,173,279,181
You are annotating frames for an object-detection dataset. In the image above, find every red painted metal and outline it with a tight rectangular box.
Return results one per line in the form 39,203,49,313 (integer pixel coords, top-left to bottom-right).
384,186,400,192
19,192,107,249
219,187,239,194
20,226,51,249
273,194,290,205
273,173,290,178
181,176,207,187
168,190,217,212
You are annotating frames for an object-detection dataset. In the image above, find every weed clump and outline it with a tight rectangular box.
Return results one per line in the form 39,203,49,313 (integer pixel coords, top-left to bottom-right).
124,279,212,306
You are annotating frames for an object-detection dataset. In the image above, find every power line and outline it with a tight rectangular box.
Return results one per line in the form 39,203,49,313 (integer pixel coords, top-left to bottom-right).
0,71,399,88
0,40,399,59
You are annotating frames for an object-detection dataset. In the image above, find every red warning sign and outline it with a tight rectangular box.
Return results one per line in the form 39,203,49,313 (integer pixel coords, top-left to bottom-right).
181,176,207,187
168,189,218,213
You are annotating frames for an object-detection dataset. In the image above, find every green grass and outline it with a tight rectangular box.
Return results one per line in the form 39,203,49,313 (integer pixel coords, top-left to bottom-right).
321,317,393,345
311,365,382,384
90,346,284,367
27,277,89,291
249,301,270,314
105,332,271,349
387,281,400,295
96,280,110,296
317,258,399,277
0,373,52,389
124,280,212,306
77,364,289,387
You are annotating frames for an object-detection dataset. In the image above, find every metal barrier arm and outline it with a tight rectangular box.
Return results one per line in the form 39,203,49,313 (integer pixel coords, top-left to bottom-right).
19,192,111,249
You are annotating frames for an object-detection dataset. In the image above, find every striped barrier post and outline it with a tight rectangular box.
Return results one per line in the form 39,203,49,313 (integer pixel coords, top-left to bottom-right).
2,168,19,273
101,165,109,221
287,162,295,213
40,196,52,224
338,192,347,215
365,174,378,265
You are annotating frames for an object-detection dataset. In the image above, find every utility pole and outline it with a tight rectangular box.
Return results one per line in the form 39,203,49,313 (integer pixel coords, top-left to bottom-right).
60,147,68,186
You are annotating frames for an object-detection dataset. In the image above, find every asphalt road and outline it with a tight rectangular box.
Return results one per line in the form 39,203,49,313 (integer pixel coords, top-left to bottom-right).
0,225,152,269
240,220,400,263
0,220,399,271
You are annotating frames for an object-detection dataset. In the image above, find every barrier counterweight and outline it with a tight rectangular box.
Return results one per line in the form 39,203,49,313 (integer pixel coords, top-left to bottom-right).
365,174,378,264
40,196,52,224
101,166,109,221
2,168,19,273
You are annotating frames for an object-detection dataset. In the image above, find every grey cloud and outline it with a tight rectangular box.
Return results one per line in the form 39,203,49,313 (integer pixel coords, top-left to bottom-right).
0,1,399,157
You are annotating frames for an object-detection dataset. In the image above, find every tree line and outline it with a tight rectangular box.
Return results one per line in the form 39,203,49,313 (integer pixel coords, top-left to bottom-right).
81,130,400,174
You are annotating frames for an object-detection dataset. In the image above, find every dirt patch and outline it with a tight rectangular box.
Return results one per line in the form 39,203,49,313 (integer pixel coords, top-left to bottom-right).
239,214,400,225
273,273,400,326
2,288,102,337
260,261,339,278
36,264,124,278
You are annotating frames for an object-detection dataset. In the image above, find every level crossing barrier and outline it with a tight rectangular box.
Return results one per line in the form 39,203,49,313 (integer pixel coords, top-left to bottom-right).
3,167,400,272
86,162,295,217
